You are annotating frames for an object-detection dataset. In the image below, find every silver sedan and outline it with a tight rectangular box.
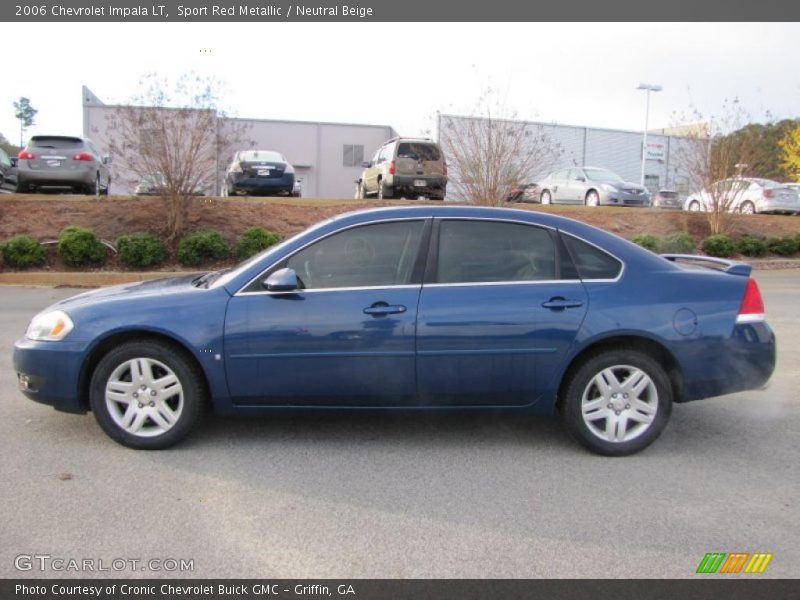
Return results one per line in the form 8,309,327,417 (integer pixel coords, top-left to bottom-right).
538,167,649,207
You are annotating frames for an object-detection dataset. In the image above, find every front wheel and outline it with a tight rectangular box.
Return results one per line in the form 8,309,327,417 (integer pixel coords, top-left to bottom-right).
377,180,391,200
688,200,701,212
90,340,205,450
585,190,600,207
541,190,552,205
560,349,672,456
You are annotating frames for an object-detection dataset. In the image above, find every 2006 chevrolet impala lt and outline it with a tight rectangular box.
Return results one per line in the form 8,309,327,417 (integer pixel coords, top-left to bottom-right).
13,206,776,455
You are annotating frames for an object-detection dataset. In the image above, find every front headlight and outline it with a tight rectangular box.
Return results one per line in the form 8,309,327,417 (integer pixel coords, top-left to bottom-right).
600,183,618,192
26,310,74,341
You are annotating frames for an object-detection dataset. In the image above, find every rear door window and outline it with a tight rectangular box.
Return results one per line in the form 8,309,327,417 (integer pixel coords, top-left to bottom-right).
435,220,556,284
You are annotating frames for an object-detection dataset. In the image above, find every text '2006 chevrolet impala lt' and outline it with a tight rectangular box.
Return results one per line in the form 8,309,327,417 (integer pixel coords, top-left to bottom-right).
13,206,775,455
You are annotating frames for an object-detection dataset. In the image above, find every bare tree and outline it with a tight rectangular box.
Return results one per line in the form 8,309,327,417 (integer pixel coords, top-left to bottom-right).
673,99,770,235
438,92,561,205
106,74,249,242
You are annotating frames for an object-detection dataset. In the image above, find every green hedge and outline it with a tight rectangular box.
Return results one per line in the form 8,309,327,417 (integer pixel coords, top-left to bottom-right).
736,235,767,257
1,235,46,268
631,234,658,252
765,235,800,256
658,232,695,254
235,227,281,260
702,234,736,258
116,233,168,269
57,226,107,266
177,230,229,266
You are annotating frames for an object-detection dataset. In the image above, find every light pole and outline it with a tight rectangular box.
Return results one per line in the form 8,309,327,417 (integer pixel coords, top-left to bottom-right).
636,83,662,189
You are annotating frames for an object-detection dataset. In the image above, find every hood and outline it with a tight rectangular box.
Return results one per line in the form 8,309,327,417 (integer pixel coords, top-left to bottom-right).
53,274,202,310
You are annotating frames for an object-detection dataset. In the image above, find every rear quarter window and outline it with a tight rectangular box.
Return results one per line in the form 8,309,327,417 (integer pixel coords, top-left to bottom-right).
562,234,622,280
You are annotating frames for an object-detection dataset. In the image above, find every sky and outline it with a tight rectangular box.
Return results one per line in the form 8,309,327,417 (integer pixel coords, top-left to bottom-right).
1,22,799,146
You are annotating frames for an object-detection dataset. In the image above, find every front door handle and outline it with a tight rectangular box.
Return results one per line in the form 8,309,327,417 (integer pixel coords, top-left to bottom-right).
542,297,584,310
363,302,407,316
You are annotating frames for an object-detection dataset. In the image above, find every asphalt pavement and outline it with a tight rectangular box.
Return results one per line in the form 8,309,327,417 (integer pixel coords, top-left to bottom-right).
0,271,798,578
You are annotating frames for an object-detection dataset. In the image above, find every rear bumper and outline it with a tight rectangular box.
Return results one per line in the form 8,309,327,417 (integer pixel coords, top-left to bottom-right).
19,168,94,186
758,200,800,214
680,321,776,402
388,175,446,196
232,173,295,193
12,338,88,414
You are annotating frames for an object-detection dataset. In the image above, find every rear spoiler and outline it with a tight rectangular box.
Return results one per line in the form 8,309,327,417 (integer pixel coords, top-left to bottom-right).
660,254,752,277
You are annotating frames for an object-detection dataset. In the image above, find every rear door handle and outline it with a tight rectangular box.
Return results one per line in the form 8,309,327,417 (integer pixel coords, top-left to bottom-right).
542,297,584,310
363,302,407,316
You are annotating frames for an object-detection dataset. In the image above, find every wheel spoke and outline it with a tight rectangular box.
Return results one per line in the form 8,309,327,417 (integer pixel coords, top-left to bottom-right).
129,411,148,433
121,404,138,428
615,414,629,440
157,403,179,425
598,368,621,393
149,409,171,430
633,398,657,415
107,381,134,402
584,407,610,422
154,373,179,393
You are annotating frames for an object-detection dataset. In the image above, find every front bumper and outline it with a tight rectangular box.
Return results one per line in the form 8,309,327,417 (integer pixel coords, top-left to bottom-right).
599,190,650,206
13,338,89,413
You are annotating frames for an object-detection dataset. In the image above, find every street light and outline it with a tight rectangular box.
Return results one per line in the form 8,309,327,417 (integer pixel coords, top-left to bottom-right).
636,83,663,188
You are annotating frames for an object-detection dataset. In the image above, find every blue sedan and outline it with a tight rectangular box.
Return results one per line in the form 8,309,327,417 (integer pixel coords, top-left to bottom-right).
13,206,776,455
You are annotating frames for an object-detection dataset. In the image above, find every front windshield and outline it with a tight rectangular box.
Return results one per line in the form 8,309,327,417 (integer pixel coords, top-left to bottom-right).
210,218,334,290
584,168,624,183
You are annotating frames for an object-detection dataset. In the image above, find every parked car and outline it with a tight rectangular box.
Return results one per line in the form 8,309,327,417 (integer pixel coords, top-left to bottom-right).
16,135,111,195
684,178,800,215
357,137,447,200
14,206,775,456
134,174,206,196
223,150,295,196
506,183,540,203
291,177,302,198
538,167,649,207
0,148,13,187
650,189,682,209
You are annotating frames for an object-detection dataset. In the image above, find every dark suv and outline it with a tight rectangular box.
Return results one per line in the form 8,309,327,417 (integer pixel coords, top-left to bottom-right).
357,137,447,200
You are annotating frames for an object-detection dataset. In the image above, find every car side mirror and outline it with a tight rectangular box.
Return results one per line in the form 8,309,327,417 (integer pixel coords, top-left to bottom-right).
362,161,371,168
102,155,112,165
263,267,298,292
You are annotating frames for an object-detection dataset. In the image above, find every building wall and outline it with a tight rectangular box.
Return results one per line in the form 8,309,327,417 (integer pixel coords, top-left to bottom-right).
440,114,698,195
83,86,395,197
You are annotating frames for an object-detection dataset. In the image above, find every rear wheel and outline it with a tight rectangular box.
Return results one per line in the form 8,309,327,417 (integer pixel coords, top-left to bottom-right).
377,180,391,200
560,348,672,456
585,190,600,207
688,200,701,212
740,200,755,215
541,190,552,205
90,340,205,450
85,175,99,196
15,180,29,193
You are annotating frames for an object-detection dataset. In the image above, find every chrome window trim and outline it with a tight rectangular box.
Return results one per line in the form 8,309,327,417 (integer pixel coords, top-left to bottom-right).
424,280,583,289
238,284,421,297
234,217,428,296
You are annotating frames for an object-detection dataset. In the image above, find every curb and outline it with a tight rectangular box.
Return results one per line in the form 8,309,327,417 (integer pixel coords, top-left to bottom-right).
0,271,195,287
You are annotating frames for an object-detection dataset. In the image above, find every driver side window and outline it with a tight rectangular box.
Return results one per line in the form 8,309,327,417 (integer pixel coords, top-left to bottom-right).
285,220,425,289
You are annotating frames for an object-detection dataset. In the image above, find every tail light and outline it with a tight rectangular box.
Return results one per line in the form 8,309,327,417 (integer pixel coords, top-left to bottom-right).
388,160,395,175
737,277,765,323
18,150,35,159
763,189,774,199
72,152,94,161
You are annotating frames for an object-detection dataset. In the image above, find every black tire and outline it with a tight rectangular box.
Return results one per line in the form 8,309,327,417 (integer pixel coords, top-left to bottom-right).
541,190,552,205
85,176,98,196
560,348,672,456
102,178,111,196
15,180,29,193
377,180,391,200
585,190,600,207
89,340,206,450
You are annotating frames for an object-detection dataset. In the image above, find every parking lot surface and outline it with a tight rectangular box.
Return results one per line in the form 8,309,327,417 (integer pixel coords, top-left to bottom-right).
1,270,798,578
